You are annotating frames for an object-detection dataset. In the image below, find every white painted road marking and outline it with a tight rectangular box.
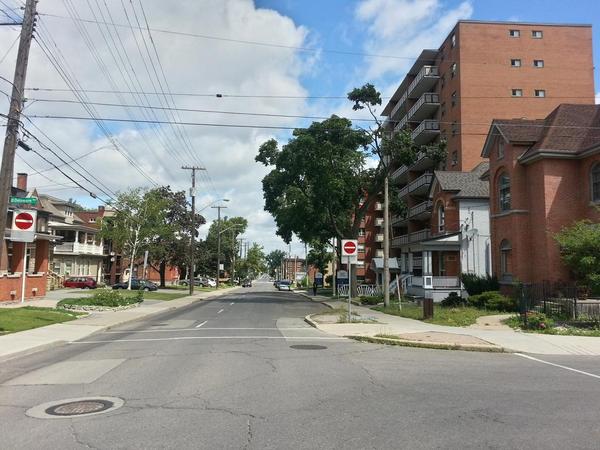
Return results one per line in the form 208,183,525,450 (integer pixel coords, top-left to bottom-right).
217,309,224,314
195,320,207,328
103,327,310,334
515,353,600,380
71,336,349,344
230,302,235,305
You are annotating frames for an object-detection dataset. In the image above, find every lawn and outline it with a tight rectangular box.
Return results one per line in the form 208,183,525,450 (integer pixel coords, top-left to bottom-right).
374,303,499,327
0,307,83,334
136,291,188,301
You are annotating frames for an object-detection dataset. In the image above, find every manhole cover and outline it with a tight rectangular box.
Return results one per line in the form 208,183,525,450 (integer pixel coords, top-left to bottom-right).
289,344,327,350
46,400,113,416
26,397,124,419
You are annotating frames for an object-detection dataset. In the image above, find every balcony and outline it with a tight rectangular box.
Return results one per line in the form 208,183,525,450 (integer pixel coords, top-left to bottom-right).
409,228,431,243
391,213,408,227
390,91,408,121
393,114,409,133
411,119,440,145
392,234,409,247
375,249,384,258
54,241,104,255
375,234,384,242
390,164,409,184
408,65,439,99
398,184,410,199
408,172,433,196
409,200,433,219
374,202,383,211
375,217,384,227
407,92,440,122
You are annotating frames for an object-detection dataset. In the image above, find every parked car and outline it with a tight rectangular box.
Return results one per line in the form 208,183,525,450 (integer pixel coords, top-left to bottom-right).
112,279,158,291
277,280,292,291
179,278,202,287
63,276,97,289
242,279,252,287
202,277,217,288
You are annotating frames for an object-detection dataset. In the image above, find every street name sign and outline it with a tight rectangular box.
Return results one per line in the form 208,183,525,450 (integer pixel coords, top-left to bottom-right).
11,209,37,242
10,196,37,205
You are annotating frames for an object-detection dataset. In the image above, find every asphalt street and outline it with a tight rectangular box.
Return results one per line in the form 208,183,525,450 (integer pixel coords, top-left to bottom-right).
1,281,600,449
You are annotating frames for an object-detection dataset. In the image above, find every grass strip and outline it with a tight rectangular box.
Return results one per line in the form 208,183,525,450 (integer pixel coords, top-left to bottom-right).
0,307,83,334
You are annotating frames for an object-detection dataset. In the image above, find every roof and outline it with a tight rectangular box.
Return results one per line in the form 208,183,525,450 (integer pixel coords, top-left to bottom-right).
519,104,600,162
432,162,489,199
457,19,592,28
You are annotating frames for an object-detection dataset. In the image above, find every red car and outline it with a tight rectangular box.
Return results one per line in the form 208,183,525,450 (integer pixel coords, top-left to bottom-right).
63,277,97,289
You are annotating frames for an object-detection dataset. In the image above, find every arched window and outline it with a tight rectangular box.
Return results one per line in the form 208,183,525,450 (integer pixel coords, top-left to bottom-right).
498,173,511,211
591,163,600,203
500,239,511,276
437,203,445,233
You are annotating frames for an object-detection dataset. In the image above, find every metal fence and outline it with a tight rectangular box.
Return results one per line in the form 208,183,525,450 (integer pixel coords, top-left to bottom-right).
337,284,382,297
516,281,600,322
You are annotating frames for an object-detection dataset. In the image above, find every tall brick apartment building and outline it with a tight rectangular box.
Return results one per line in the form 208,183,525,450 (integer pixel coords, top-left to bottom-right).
378,20,595,293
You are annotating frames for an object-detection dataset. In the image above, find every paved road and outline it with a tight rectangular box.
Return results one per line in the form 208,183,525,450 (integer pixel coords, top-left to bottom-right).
1,282,600,449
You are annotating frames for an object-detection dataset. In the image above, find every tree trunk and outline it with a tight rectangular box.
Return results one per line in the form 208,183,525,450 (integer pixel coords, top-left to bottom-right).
159,260,166,287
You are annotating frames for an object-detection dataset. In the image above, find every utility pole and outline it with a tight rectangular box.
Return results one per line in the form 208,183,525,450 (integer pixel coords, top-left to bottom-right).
182,165,205,295
0,0,38,266
211,204,227,288
383,175,390,307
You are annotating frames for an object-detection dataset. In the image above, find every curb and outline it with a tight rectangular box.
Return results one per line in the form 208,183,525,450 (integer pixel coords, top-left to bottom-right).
0,287,241,363
296,292,335,309
304,314,319,328
347,335,509,353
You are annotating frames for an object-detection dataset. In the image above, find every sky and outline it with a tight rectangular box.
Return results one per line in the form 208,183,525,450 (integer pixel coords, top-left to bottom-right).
0,0,599,258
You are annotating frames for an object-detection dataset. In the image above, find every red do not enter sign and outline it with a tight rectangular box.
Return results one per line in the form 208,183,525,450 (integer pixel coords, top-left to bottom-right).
14,212,35,230
343,241,357,255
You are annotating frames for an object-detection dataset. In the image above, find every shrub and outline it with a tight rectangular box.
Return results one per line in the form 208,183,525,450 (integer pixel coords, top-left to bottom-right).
360,295,383,305
467,291,516,311
441,292,466,307
58,289,143,308
523,311,554,330
461,274,500,296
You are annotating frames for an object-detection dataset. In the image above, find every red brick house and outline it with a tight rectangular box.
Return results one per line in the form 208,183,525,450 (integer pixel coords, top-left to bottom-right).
482,104,600,287
0,174,55,302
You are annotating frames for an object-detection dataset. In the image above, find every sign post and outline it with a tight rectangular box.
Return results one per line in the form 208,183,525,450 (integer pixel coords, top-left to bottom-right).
341,239,358,322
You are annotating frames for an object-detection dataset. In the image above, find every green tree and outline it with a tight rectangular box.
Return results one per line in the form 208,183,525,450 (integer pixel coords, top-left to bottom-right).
101,188,169,290
144,186,205,287
238,243,266,279
204,216,248,278
307,241,333,275
554,220,600,293
256,83,446,289
266,249,286,277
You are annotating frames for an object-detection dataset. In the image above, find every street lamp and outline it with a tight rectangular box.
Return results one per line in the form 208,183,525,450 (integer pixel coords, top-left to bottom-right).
219,224,243,285
211,201,230,288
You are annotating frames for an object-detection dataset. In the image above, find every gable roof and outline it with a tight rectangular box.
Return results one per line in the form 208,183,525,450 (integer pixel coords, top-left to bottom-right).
431,162,489,199
481,119,544,157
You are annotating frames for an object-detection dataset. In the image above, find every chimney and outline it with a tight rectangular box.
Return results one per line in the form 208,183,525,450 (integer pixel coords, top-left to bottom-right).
16,173,27,191
98,205,105,213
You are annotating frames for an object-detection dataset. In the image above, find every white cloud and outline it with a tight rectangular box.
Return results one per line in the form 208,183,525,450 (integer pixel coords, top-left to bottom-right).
355,0,473,82
596,91,600,104
0,0,313,254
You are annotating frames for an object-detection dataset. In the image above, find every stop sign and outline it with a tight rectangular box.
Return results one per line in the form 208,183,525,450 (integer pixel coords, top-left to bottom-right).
14,212,34,230
343,241,357,255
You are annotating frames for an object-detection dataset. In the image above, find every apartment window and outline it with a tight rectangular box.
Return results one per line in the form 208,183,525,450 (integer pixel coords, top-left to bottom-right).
437,203,445,233
498,141,505,159
451,33,456,48
357,244,365,252
532,30,543,39
591,163,600,203
358,228,365,237
511,89,523,97
533,59,544,68
440,101,446,117
451,62,457,78
510,59,521,67
451,121,458,136
451,151,458,166
500,240,512,276
509,29,520,38
498,173,511,211
451,91,457,107
535,89,546,98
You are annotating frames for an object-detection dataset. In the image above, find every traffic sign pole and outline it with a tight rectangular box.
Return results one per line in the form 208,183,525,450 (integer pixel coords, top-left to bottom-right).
347,256,352,322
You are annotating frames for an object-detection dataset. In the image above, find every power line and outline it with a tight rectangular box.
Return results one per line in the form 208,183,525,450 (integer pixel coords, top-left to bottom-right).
39,11,436,62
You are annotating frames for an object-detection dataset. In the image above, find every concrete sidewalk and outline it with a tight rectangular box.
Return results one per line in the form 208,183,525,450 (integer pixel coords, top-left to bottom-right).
299,293,600,356
0,287,240,362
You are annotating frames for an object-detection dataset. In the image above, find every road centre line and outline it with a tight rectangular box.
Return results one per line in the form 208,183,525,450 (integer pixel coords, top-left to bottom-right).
195,321,207,328
102,327,312,334
230,302,235,305
71,336,349,344
217,309,224,314
515,353,600,380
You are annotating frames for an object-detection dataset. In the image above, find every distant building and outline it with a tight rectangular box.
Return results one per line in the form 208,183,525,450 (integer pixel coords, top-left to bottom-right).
482,104,600,287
